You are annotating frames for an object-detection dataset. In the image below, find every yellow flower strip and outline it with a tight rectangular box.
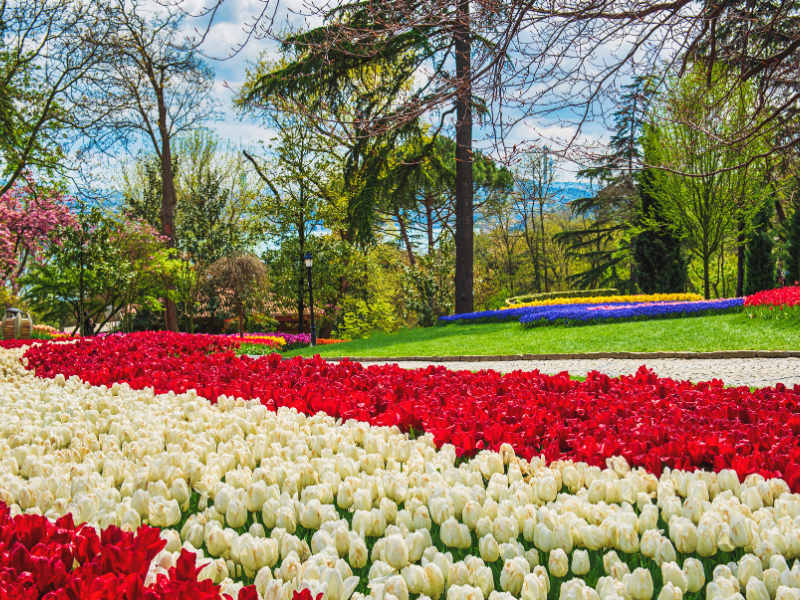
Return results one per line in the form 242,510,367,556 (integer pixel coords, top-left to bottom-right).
503,293,703,310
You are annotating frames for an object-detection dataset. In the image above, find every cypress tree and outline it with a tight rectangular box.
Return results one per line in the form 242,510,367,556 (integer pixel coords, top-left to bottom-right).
743,197,776,295
786,184,800,286
633,133,687,294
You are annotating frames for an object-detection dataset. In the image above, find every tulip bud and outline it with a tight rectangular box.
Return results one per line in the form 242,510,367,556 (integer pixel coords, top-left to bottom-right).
662,562,689,593
618,524,640,554
746,579,770,600
480,534,500,563
463,502,483,531
385,575,410,600
627,568,654,600
549,548,568,578
500,558,527,596
655,538,677,567
226,498,247,529
255,565,273,598
425,562,445,600
731,516,752,548
572,550,590,576
450,562,471,587
738,556,764,588
683,558,706,593
673,522,698,555
697,525,718,557
521,574,544,600
583,525,607,551
657,582,683,600
475,566,494,598
764,569,780,599
537,477,557,503
349,537,368,569
384,534,410,570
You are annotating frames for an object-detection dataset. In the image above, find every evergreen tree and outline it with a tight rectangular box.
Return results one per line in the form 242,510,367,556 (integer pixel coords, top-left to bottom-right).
744,195,776,295
785,181,800,286
633,131,687,293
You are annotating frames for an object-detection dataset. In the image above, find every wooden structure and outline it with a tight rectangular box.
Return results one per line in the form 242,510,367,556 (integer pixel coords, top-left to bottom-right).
1,308,33,340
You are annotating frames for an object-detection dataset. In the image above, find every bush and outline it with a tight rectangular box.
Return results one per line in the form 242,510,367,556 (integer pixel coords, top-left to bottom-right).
337,297,397,340
505,288,618,306
246,313,279,333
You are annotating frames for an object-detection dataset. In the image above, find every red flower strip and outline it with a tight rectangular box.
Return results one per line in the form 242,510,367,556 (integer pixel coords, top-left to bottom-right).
20,331,800,488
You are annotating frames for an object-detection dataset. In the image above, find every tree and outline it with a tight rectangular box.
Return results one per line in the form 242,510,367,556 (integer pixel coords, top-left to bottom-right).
784,179,800,285
207,253,268,337
0,177,76,293
651,66,770,299
633,130,688,294
744,195,776,295
236,0,510,314
244,116,345,333
75,0,218,331
0,0,112,194
22,208,128,334
512,149,560,292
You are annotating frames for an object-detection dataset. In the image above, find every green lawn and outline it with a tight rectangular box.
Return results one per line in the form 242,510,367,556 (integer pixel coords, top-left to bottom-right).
282,313,800,358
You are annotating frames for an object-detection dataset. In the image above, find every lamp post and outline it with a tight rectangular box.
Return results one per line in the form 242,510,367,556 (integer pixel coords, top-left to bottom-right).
303,252,316,347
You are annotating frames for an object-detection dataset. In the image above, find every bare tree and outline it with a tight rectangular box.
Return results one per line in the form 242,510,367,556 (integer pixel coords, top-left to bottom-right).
0,0,113,194
72,0,218,331
208,252,268,337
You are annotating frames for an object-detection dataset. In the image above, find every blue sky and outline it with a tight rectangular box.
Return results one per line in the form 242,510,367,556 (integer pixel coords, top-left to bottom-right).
175,0,617,182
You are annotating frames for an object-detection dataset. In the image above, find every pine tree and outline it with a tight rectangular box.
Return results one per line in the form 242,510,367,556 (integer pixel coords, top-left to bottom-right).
633,164,688,293
785,182,800,286
744,196,776,295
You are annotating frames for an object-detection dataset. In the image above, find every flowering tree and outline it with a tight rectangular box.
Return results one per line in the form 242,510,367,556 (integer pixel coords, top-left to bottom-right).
0,178,76,294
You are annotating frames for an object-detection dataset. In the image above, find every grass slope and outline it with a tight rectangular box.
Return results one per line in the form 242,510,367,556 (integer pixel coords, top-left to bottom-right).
283,313,800,358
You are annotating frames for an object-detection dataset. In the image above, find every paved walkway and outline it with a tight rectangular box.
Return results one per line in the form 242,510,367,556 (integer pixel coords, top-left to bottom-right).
339,358,800,388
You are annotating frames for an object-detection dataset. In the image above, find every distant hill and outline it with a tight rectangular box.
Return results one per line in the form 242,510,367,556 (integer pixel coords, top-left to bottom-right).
548,181,595,204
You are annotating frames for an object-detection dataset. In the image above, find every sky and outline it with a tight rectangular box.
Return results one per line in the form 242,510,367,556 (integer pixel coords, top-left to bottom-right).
171,0,626,183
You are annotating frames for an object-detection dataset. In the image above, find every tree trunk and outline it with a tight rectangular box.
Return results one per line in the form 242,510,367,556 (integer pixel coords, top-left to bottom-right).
395,209,416,266
238,302,244,337
425,193,435,253
703,254,711,300
736,216,745,297
454,0,473,314
158,106,179,332
298,275,305,334
539,203,548,292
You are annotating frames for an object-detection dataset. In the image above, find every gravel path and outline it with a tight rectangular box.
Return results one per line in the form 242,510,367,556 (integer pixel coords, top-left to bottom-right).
336,358,800,388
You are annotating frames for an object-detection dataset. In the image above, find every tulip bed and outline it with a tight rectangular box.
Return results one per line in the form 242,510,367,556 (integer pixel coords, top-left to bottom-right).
745,288,800,319
5,342,800,600
16,331,800,482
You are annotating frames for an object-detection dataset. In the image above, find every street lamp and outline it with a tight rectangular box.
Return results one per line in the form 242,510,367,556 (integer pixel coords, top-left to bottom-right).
303,252,316,347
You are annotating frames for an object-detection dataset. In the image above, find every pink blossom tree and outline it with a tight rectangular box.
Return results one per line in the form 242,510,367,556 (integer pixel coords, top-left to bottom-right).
0,177,77,293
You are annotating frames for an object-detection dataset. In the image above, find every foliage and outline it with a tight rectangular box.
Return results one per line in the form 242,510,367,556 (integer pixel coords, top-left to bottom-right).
785,178,800,286
650,66,770,299
21,208,171,330
506,288,619,306
633,133,688,294
744,195,776,296
0,177,76,291
337,297,398,340
402,238,455,327
207,252,268,337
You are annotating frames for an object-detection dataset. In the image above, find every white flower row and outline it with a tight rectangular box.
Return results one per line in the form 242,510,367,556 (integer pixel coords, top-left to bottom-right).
0,346,799,600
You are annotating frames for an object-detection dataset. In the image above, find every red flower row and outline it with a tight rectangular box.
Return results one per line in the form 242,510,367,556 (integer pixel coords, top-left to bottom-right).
0,503,257,599
744,285,800,307
21,332,800,488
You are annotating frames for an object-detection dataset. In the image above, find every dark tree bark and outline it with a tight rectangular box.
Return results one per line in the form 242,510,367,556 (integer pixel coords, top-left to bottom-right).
736,216,745,297
454,0,474,314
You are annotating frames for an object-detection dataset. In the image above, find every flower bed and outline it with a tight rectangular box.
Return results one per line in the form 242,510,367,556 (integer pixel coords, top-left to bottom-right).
519,298,743,327
504,293,702,310
745,286,800,319
2,343,800,600
18,331,800,484
441,298,743,326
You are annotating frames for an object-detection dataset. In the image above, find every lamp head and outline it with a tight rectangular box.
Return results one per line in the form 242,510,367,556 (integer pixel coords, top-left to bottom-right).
303,252,313,269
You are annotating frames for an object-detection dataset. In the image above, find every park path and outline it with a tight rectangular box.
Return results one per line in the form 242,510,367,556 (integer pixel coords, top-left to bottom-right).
328,357,800,388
